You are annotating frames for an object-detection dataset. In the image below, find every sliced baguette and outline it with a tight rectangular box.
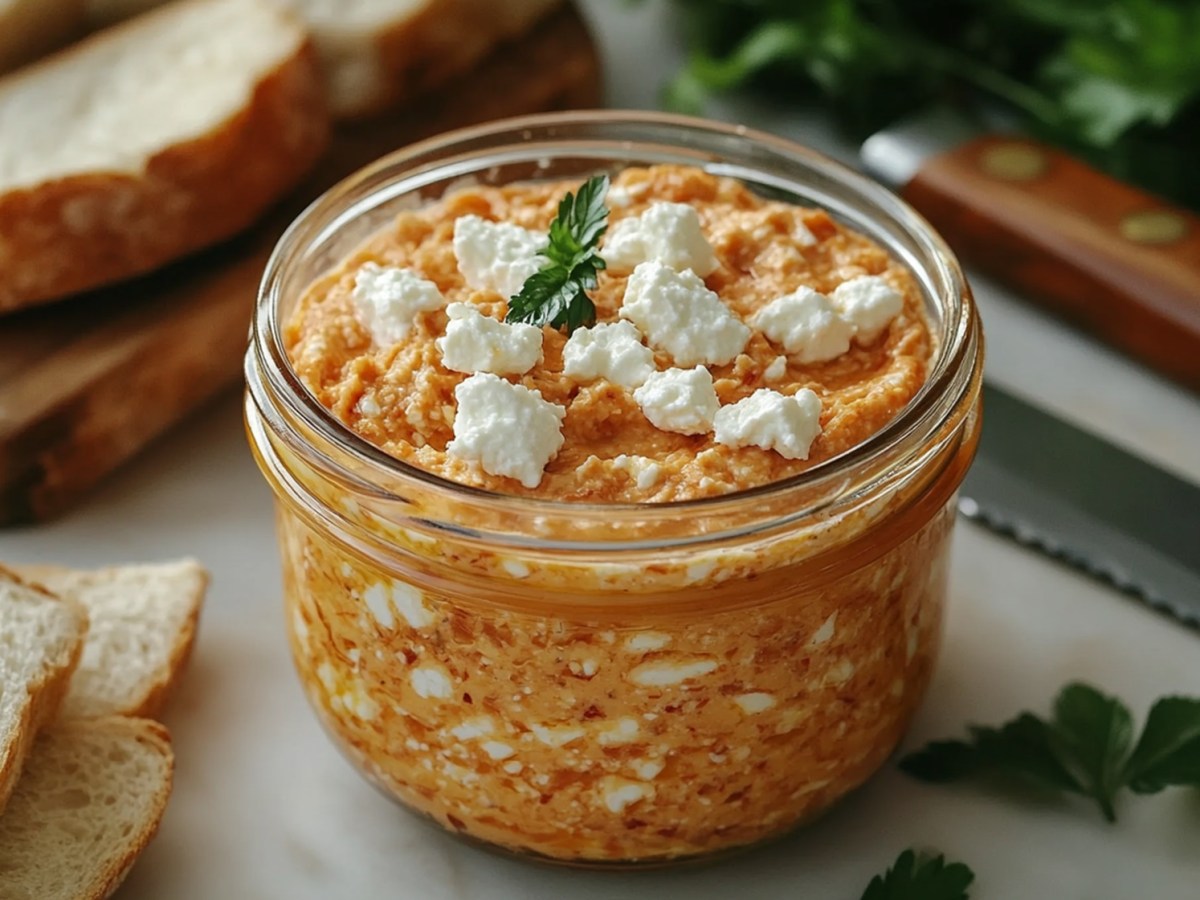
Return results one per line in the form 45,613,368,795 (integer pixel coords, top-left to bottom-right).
0,568,87,815
0,0,330,312
12,560,207,720
0,716,173,900
0,0,86,75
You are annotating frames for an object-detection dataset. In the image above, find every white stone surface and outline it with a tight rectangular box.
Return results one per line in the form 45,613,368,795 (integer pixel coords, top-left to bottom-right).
0,3,1197,898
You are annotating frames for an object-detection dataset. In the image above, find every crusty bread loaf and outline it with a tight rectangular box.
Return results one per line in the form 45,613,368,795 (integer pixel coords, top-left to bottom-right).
296,0,564,117
84,0,164,24
0,0,86,75
0,568,87,815
0,716,173,900
0,0,330,312
12,560,208,719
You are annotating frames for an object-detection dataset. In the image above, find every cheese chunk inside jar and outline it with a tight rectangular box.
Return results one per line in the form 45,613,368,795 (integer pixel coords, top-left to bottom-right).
247,122,982,869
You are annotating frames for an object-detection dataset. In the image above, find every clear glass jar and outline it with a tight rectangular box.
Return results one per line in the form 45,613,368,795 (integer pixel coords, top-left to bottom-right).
244,111,982,867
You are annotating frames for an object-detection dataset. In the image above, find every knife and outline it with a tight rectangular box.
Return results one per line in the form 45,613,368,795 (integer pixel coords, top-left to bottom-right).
959,382,1200,629
860,107,1200,393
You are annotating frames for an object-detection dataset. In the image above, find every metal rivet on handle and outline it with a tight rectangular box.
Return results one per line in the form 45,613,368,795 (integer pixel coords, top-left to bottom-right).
979,143,1047,181
1119,210,1188,245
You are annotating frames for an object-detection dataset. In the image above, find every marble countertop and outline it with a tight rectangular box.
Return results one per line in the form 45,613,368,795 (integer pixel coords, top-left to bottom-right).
3,3,1199,897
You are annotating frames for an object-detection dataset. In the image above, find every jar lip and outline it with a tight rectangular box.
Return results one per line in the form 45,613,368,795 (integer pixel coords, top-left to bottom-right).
251,109,978,516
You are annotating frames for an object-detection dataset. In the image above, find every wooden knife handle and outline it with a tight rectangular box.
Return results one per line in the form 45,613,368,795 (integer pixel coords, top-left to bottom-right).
903,135,1200,391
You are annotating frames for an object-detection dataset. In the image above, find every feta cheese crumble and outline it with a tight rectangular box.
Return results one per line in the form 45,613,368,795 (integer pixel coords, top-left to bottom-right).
447,373,566,488
352,263,445,345
752,286,854,364
561,320,656,388
436,302,542,375
620,261,750,367
830,275,903,344
610,454,662,490
453,214,545,297
713,388,823,460
633,366,720,435
603,202,719,276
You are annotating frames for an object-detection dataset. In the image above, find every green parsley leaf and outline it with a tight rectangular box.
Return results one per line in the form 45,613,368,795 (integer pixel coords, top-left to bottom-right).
504,174,610,334
861,849,975,900
900,683,1200,822
1124,697,1200,793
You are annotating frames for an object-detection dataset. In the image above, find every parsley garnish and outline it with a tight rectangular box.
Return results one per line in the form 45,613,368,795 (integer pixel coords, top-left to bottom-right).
901,683,1200,822
861,849,975,900
504,174,610,334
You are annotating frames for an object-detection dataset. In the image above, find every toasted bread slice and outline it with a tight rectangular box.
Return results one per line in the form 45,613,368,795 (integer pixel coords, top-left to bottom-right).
0,0,329,312
0,0,86,75
0,716,173,900
12,560,208,720
0,568,87,815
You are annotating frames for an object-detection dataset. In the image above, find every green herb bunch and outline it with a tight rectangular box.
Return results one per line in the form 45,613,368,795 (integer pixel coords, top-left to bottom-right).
665,0,1200,209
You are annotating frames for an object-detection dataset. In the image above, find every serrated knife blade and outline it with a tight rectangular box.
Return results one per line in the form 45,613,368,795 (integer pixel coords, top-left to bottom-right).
960,384,1200,629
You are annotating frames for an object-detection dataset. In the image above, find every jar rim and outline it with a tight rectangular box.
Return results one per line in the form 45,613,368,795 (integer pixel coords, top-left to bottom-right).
248,109,979,526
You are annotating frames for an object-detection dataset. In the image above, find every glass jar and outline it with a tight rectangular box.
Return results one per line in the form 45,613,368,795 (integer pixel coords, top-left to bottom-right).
244,111,983,867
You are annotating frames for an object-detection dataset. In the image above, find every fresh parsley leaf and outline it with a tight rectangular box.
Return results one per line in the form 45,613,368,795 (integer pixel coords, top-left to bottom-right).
900,683,1200,822
504,175,609,334
861,849,975,900
1124,697,1200,793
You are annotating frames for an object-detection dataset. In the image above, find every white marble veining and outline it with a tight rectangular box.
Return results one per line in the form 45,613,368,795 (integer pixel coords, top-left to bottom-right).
2,2,1198,897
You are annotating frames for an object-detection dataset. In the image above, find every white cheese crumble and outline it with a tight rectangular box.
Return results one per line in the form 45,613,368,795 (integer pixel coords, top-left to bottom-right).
632,366,720,436
620,261,750,367
604,201,719,276
624,632,670,652
629,658,718,686
610,454,662,490
561,320,655,388
596,717,640,746
530,724,585,747
830,275,903,344
810,612,837,645
453,214,545,297
752,286,853,364
734,692,777,714
713,388,823,460
450,717,496,740
633,759,665,781
436,302,542,375
357,394,382,417
362,581,433,629
763,355,788,383
410,667,453,699
600,777,653,814
481,741,515,760
447,373,565,488
352,262,446,346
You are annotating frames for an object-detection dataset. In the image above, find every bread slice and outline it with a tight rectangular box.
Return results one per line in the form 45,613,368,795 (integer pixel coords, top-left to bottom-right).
0,0,86,75
0,568,87,815
297,0,564,118
0,716,173,900
81,0,564,119
0,0,330,312
11,560,207,720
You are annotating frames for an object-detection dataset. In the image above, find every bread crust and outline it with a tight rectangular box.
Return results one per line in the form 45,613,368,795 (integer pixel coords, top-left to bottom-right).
0,567,88,815
0,19,330,312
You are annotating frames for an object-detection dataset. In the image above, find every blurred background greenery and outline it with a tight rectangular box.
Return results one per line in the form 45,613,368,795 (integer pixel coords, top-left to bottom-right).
662,0,1200,209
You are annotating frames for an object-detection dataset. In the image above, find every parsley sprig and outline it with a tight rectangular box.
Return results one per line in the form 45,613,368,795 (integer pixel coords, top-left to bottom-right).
504,174,610,334
861,850,975,900
901,683,1200,822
